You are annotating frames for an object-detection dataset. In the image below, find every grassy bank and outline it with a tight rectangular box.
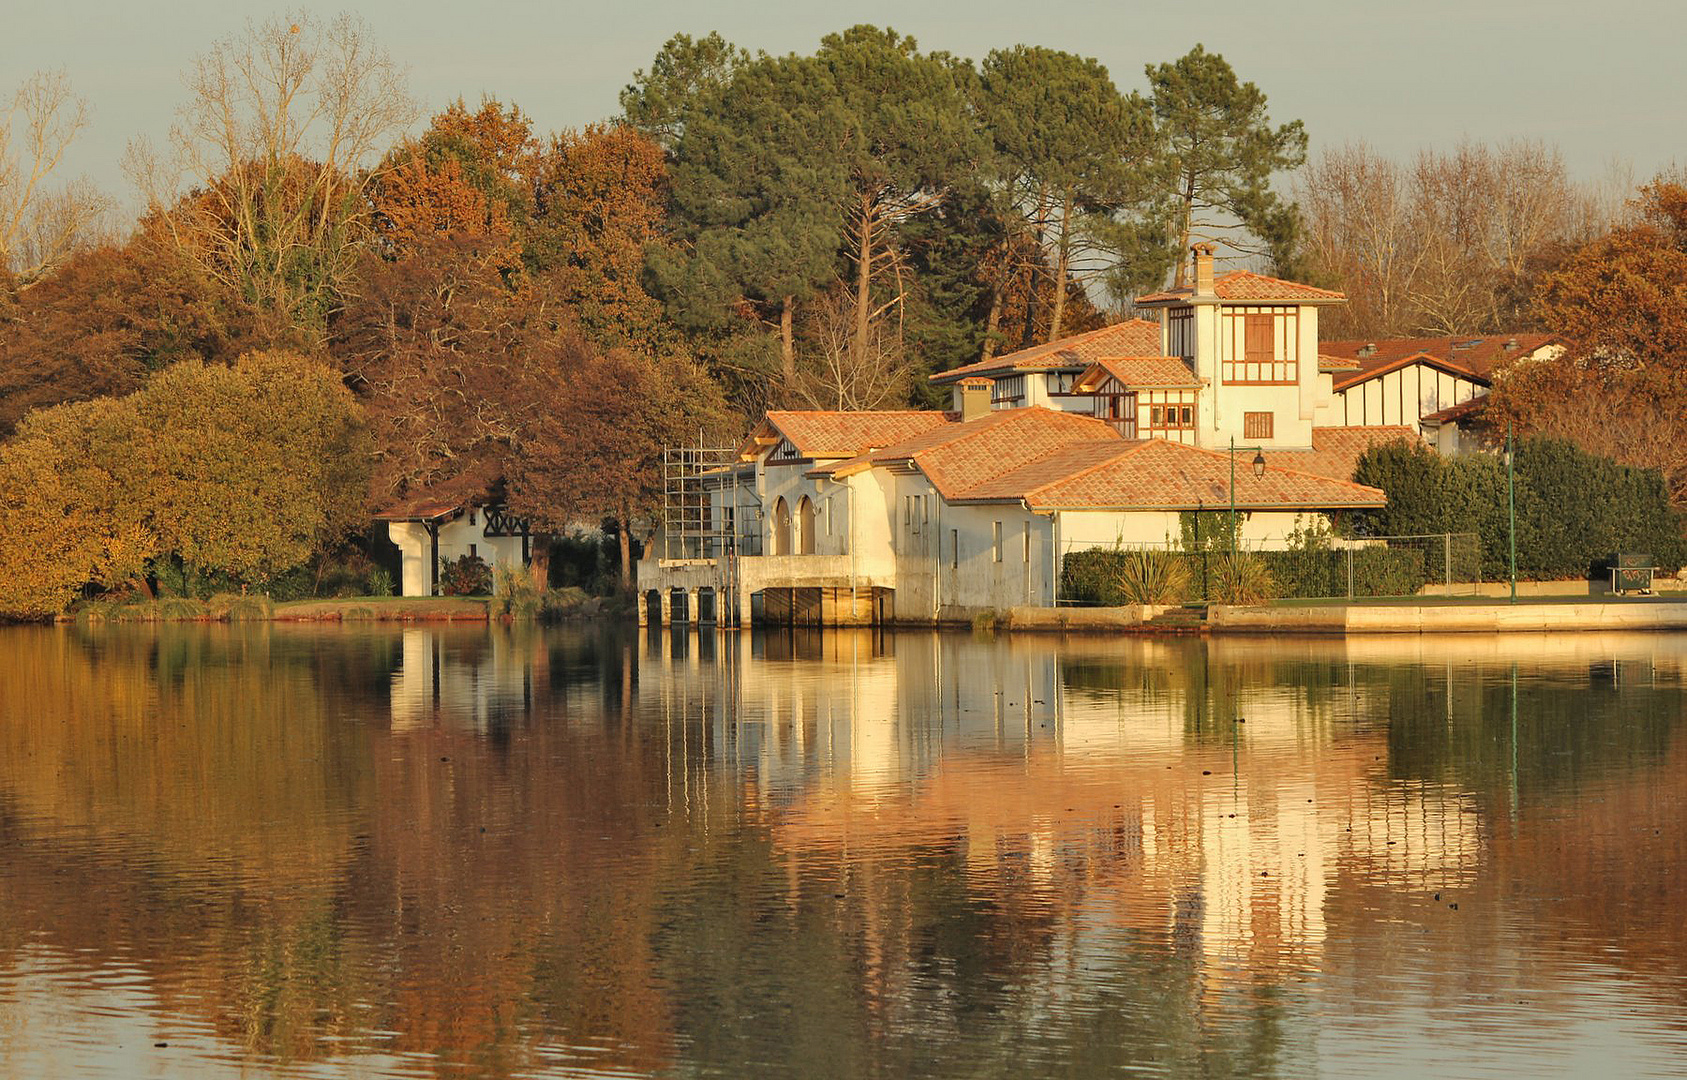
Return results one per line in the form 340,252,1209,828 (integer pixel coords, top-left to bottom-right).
60,585,631,625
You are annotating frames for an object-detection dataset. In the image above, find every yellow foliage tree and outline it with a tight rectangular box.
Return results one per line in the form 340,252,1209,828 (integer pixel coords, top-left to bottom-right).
0,351,369,616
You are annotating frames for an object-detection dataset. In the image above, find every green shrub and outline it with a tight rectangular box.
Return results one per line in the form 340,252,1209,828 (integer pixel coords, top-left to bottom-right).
1259,546,1429,598
367,567,395,597
539,587,590,622
1209,551,1276,605
1112,548,1192,606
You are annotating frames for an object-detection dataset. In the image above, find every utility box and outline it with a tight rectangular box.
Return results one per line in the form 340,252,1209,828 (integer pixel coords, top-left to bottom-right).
1612,553,1656,596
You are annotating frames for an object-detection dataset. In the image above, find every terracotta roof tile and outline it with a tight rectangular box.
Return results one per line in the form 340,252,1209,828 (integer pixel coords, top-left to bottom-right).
1136,271,1346,305
1321,333,1558,388
957,438,1385,511
1265,426,1418,483
929,320,1163,383
818,407,1119,497
1074,356,1201,392
750,410,955,460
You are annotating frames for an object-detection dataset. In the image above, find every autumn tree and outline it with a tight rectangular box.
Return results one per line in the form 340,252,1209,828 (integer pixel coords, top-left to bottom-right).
1146,45,1306,287
137,352,371,585
527,124,671,349
0,227,251,433
0,351,368,614
127,12,415,341
0,70,111,292
1488,178,1687,506
0,396,152,616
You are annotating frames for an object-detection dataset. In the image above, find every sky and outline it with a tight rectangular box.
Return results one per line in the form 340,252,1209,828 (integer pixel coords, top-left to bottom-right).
5,0,1684,210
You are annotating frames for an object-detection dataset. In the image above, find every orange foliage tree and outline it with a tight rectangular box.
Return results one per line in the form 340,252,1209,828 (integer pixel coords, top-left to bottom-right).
1489,179,1687,506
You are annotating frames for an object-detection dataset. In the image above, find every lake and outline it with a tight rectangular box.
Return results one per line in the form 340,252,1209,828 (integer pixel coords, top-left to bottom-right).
1,623,1685,1078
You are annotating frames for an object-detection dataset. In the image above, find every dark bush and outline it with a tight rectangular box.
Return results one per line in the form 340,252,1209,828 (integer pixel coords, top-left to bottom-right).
1354,438,1686,580
439,554,492,596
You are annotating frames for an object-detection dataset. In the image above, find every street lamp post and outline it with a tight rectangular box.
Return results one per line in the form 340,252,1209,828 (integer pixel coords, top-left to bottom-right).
1506,420,1517,604
1228,436,1267,557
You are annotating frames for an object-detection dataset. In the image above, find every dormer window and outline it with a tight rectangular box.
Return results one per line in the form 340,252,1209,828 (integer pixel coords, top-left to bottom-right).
1223,307,1299,384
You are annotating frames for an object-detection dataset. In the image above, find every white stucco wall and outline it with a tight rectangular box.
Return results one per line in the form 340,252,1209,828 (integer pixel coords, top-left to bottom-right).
1324,362,1486,433
386,513,526,597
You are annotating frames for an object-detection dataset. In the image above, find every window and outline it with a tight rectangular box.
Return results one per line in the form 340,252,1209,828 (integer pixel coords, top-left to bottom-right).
1150,405,1164,426
992,374,1026,404
1223,308,1298,384
1099,392,1137,437
1243,411,1275,440
1244,314,1274,365
1046,371,1078,396
468,509,476,526
469,543,478,558
993,521,1004,563
1180,405,1193,426
1144,399,1194,432
950,530,959,568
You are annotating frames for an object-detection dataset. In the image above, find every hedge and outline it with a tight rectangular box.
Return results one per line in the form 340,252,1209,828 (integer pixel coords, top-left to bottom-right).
1060,544,1430,604
1353,438,1687,580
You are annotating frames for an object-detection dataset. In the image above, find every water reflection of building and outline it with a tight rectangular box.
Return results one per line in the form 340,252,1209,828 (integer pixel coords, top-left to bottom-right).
390,628,533,732
634,628,1540,988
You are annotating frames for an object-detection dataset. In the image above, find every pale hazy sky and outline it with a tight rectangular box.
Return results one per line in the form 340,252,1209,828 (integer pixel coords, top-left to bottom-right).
5,0,1683,206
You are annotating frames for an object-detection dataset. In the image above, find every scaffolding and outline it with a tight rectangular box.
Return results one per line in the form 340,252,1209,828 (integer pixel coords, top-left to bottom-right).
661,445,739,560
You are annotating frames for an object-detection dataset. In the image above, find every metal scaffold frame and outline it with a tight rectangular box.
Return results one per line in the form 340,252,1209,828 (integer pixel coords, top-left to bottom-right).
661,444,738,560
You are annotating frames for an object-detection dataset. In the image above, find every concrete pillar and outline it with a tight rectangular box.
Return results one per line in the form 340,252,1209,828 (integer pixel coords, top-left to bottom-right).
736,586,753,629
685,589,699,626
658,589,672,626
637,589,650,627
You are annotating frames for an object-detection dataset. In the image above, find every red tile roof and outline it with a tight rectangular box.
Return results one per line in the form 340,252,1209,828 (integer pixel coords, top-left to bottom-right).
955,438,1385,511
929,320,1163,383
1266,426,1418,483
745,410,955,461
1320,333,1557,387
1073,356,1201,392
818,407,1119,498
1136,271,1346,306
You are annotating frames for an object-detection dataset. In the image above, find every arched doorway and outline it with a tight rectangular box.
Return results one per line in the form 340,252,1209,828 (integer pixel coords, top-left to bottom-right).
771,497,791,556
796,495,816,554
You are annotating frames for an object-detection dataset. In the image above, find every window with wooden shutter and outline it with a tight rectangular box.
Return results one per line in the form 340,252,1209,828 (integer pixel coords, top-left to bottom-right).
1223,308,1298,384
1243,412,1275,440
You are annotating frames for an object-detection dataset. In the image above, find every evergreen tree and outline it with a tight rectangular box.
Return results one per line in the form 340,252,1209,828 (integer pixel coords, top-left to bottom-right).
1146,45,1307,285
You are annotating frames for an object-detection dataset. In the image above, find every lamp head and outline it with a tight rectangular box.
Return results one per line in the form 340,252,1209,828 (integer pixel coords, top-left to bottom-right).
1252,451,1266,479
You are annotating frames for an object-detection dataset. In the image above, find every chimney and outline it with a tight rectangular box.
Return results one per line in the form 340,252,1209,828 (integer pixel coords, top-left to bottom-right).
1503,337,1519,351
1192,243,1216,296
958,377,994,422
1359,342,1376,358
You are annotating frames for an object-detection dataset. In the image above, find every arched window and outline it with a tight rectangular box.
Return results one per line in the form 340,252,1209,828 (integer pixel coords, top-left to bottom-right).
796,495,816,554
771,497,791,556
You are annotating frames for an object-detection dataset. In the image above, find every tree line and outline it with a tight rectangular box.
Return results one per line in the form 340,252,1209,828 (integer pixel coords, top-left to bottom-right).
0,12,1681,613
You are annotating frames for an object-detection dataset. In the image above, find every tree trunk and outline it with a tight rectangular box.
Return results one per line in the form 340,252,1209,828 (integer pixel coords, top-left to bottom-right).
528,543,550,591
618,513,633,592
852,193,874,375
1172,179,1196,287
980,285,1003,361
779,295,796,388
1047,200,1073,343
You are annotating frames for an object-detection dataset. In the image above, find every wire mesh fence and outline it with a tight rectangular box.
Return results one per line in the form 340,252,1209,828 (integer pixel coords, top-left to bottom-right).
1057,532,1484,606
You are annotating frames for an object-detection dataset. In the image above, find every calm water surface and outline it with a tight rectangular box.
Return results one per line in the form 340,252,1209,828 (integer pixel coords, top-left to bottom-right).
1,623,1684,1078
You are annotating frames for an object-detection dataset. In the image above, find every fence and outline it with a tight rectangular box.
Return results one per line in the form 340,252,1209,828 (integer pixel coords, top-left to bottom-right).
1057,533,1484,606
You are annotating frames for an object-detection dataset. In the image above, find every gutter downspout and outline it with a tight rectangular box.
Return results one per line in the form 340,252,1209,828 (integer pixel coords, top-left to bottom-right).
931,485,941,624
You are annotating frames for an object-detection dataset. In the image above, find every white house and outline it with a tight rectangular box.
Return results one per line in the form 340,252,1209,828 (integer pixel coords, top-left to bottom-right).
375,479,532,597
641,374,1390,627
1314,334,1562,451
